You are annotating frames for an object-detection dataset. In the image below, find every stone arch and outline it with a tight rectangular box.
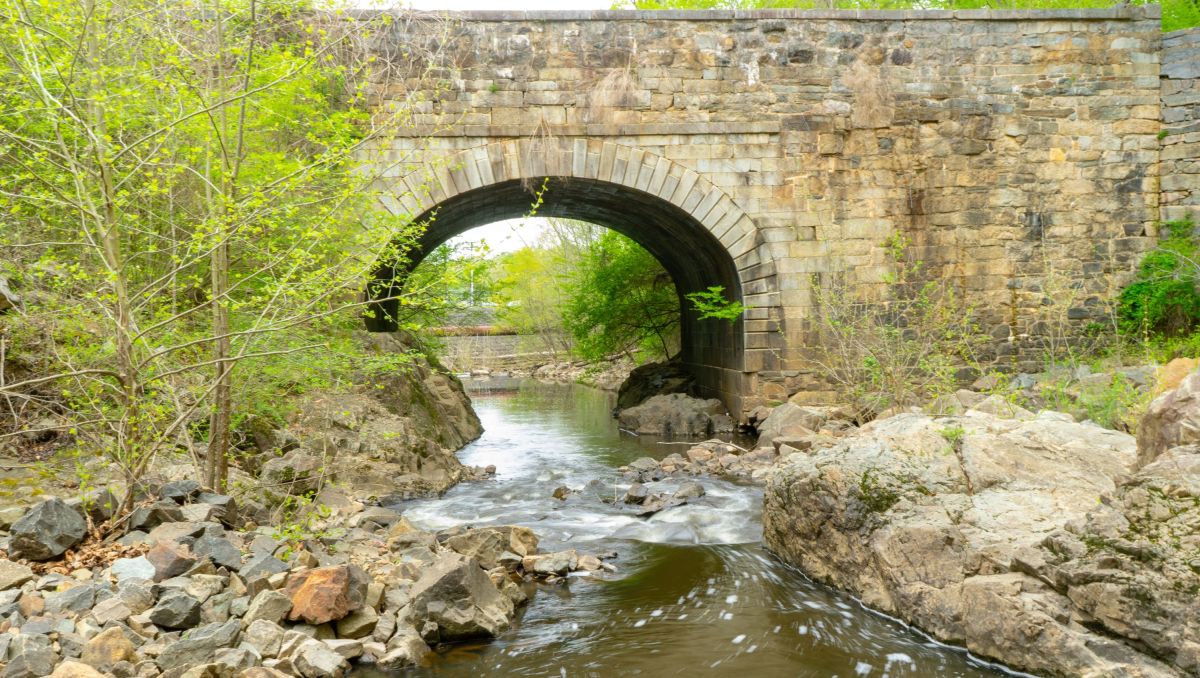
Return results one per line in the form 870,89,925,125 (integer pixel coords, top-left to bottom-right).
366,139,778,416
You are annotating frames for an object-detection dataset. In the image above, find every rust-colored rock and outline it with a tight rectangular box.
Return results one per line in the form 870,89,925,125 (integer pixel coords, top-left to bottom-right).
285,564,368,625
146,540,197,581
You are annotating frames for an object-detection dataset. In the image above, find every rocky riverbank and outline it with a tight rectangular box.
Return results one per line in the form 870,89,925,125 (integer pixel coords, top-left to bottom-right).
0,483,610,678
762,371,1200,678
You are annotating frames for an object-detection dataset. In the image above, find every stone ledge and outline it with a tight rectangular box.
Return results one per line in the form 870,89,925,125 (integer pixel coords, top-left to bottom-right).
350,6,1158,22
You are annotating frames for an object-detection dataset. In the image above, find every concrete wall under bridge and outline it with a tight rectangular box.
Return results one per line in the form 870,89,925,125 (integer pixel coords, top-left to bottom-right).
361,7,1189,420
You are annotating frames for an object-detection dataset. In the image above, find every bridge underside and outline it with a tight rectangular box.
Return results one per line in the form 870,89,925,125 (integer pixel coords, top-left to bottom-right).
366,177,749,415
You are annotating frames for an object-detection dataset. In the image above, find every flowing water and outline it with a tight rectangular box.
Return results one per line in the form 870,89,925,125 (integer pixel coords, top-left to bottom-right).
364,380,1013,678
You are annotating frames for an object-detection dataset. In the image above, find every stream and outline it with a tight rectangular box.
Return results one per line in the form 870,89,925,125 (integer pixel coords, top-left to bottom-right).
363,380,1013,677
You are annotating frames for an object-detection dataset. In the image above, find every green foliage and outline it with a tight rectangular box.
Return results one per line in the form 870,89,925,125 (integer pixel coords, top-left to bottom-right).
939,424,966,446
858,468,901,514
1118,219,1200,339
563,230,681,361
686,286,746,323
622,0,1197,31
813,233,989,420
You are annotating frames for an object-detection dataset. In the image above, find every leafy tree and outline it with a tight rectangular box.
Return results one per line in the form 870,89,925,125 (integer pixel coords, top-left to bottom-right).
0,0,456,517
563,230,681,361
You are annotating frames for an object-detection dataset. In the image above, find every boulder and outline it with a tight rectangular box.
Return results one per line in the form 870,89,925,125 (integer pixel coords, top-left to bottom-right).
259,451,325,504
1138,367,1200,468
754,402,835,446
617,393,733,436
285,565,368,625
193,535,243,570
763,411,1179,677
8,498,88,560
159,480,202,503
615,359,695,410
244,619,285,658
334,606,377,639
110,556,156,582
407,552,513,641
442,526,537,569
3,648,57,678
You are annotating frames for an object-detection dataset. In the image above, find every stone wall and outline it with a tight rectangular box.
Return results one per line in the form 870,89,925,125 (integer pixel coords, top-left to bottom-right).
1162,28,1200,224
366,8,1165,415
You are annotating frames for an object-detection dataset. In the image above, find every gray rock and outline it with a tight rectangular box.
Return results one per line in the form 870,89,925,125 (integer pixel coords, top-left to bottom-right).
334,606,377,639
159,480,202,504
524,550,578,576
0,560,35,590
323,638,362,660
149,591,202,629
240,554,289,580
243,619,285,658
92,596,133,624
115,579,156,614
407,552,513,641
622,482,649,505
3,646,57,678
292,639,348,678
617,393,734,436
45,583,97,613
673,481,706,500
378,624,429,669
127,501,184,531
111,557,156,583
244,589,292,626
213,646,259,673
193,535,242,571
156,619,241,666
8,498,88,560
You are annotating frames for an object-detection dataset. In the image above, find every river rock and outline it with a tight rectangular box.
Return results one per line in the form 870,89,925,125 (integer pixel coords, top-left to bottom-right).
1137,366,1200,468
285,565,368,625
407,551,513,641
523,550,578,576
673,481,705,500
8,498,88,560
617,393,733,436
763,410,1180,677
442,526,538,568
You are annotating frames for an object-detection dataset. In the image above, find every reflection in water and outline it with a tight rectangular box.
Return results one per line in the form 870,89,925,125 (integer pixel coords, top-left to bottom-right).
361,381,1011,677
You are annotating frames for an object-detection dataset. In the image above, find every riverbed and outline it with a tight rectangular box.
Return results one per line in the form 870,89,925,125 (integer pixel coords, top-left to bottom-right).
362,380,1014,677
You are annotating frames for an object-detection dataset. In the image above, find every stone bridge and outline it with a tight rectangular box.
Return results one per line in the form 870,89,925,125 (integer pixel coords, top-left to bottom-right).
362,7,1196,418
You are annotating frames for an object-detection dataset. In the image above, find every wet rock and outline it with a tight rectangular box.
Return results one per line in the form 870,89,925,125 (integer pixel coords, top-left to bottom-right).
8,498,88,560
285,565,369,625
622,482,649,505
551,485,571,500
407,551,513,641
442,526,537,568
522,550,578,576
1138,366,1200,467
673,481,705,500
617,393,733,436
81,626,137,669
149,590,202,629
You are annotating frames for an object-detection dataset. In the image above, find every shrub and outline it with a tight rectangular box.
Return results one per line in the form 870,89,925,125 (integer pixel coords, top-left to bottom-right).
1118,218,1200,339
